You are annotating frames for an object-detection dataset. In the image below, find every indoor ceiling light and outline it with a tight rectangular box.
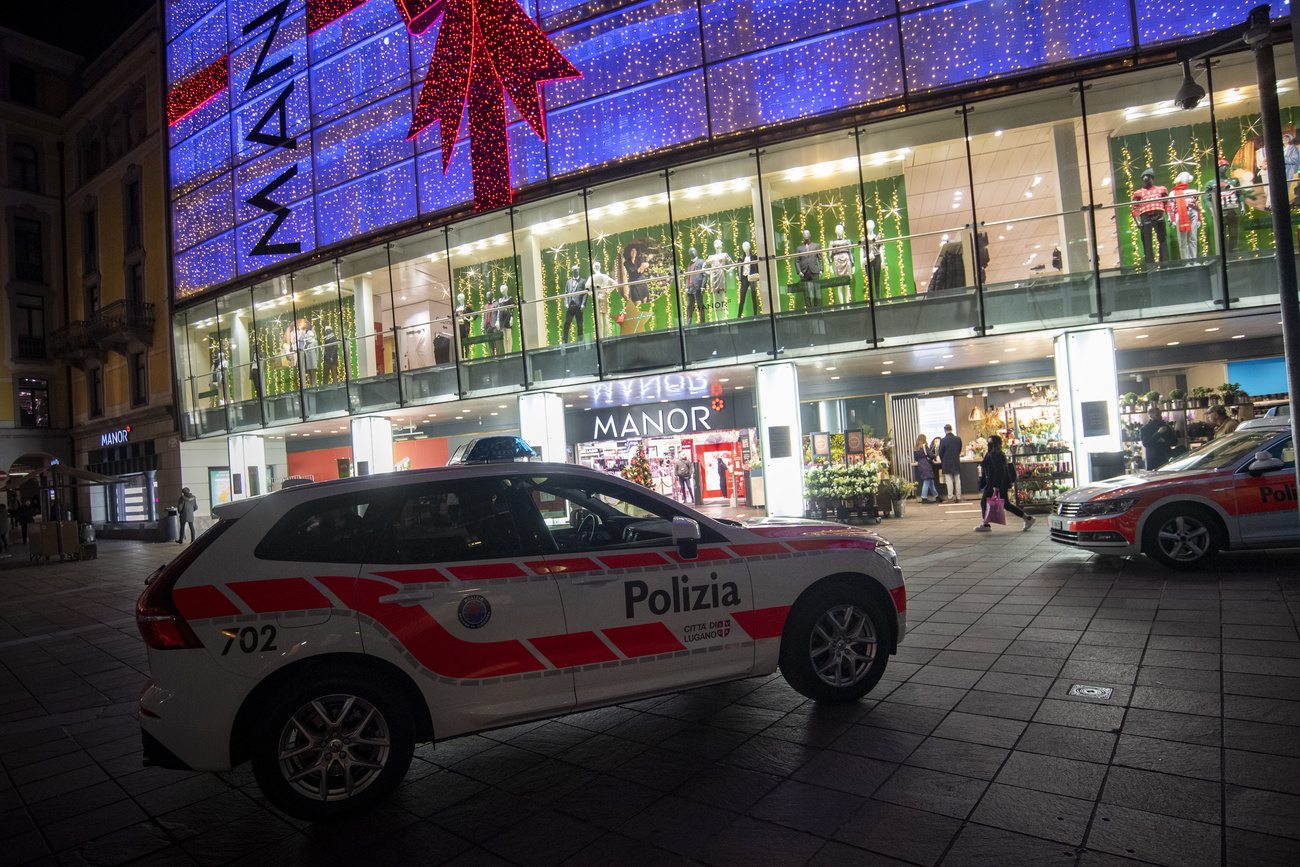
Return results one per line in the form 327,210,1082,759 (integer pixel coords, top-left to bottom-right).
969,408,983,421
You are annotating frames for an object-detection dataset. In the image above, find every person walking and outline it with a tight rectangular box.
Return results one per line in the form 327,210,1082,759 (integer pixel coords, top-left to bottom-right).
674,454,693,502
15,499,31,544
0,500,9,557
1139,408,1178,470
974,435,1034,532
937,424,963,502
913,435,939,503
177,487,198,544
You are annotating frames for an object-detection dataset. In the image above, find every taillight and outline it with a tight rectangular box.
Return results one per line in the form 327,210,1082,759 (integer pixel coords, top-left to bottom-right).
136,521,231,649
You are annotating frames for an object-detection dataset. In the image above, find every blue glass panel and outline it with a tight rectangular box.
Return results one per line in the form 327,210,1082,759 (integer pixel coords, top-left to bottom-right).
539,0,586,23
169,87,230,150
700,0,894,63
316,160,418,247
511,121,549,190
548,0,702,110
228,2,308,109
234,141,313,223
408,17,443,74
1043,0,1131,61
175,230,237,297
168,0,222,45
309,0,403,64
547,70,708,175
902,0,1049,92
708,19,903,135
237,195,316,275
1135,0,1272,46
171,115,232,197
167,3,228,86
174,174,235,252
232,70,311,163
313,92,415,190
309,23,411,124
417,147,474,215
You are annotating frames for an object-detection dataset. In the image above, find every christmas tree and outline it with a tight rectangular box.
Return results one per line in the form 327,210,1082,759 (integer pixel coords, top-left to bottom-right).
622,445,653,489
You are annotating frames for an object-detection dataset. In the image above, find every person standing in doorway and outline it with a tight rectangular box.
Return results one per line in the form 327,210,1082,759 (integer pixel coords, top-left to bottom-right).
177,487,198,544
937,424,963,502
914,435,939,503
0,500,9,557
1140,408,1178,470
15,499,31,544
675,454,693,502
974,436,1034,532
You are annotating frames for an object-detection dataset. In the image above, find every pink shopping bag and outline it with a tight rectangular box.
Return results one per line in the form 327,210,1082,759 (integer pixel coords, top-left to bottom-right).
984,489,1007,525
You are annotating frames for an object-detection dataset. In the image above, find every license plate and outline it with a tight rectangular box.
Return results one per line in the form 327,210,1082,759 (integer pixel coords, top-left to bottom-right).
1048,515,1065,530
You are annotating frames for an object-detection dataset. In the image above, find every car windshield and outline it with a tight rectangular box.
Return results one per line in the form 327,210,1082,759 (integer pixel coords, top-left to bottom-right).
1158,430,1279,473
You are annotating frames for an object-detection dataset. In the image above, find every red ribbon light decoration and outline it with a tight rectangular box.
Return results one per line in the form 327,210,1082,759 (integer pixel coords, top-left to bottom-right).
403,0,580,212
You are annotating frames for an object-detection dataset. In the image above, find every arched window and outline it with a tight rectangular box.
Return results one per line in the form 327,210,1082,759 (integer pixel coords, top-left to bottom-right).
11,142,38,192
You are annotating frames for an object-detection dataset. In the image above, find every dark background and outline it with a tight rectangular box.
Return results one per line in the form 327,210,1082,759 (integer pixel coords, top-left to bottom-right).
1,0,155,62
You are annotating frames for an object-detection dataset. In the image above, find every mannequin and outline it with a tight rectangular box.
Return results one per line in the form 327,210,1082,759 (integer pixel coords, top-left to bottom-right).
829,224,855,305
795,228,823,305
865,219,882,297
455,291,474,359
1130,167,1169,263
320,323,339,383
1170,171,1201,261
294,318,318,387
622,243,651,305
1285,132,1300,185
485,285,514,355
432,328,452,365
737,241,760,316
562,264,587,342
684,246,707,325
586,261,615,334
1204,158,1244,254
210,342,227,397
704,238,734,319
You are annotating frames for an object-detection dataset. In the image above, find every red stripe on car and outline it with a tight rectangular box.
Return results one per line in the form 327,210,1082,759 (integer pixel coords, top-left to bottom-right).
889,585,907,613
599,552,668,569
732,605,791,640
747,525,842,539
601,622,685,657
784,538,877,552
173,585,242,620
530,631,618,668
525,558,602,575
371,567,448,583
447,562,528,581
227,577,334,613
350,579,544,679
665,547,734,564
728,542,789,557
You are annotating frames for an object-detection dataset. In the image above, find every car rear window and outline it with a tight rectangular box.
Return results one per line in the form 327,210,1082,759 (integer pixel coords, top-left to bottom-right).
254,493,374,563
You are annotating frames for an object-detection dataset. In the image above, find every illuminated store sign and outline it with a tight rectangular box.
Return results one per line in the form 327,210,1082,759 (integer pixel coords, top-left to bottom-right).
101,427,132,447
572,395,749,442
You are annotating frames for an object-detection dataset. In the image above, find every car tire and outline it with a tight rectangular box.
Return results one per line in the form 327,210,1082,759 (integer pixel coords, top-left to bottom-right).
250,673,415,821
1143,506,1221,571
779,581,890,703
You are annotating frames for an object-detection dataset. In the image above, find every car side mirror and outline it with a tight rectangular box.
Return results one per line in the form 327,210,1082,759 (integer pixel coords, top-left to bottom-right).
1247,453,1285,476
672,516,700,560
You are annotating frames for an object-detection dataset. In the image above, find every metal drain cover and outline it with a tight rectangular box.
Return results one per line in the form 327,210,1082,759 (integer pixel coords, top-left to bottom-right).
1069,684,1114,700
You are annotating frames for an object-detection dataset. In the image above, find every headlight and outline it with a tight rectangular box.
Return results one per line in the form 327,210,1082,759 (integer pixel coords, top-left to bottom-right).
1075,496,1139,517
874,543,898,565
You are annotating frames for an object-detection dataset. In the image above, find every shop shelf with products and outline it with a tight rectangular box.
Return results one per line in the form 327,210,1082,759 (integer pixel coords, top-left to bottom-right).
1006,403,1075,512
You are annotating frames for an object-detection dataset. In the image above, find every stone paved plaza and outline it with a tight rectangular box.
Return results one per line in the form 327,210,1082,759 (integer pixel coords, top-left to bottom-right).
2,502,1298,866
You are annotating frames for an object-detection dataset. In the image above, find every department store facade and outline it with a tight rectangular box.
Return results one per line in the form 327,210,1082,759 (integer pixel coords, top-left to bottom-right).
163,0,1294,514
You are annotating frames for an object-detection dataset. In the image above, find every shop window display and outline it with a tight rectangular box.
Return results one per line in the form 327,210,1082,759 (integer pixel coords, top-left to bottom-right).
388,228,459,404
288,261,351,420
215,288,262,431
174,300,227,438
338,246,400,413
248,276,302,426
447,212,525,395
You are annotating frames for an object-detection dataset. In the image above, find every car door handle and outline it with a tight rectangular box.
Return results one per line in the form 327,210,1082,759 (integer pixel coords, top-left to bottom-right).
568,574,618,585
379,590,436,606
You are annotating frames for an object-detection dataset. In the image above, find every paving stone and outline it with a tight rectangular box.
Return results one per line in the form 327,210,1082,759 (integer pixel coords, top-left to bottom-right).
750,780,866,837
970,782,1094,845
995,752,1106,800
1100,766,1221,823
1087,804,1220,867
1017,723,1117,763
834,800,962,866
931,712,1028,749
905,737,1008,781
1225,750,1300,796
941,823,1079,866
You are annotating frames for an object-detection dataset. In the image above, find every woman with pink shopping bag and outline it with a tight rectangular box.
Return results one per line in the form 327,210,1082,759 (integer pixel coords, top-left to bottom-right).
974,435,1035,532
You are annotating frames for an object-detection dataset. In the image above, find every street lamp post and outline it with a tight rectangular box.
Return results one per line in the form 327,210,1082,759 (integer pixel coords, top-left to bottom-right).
1178,4,1300,517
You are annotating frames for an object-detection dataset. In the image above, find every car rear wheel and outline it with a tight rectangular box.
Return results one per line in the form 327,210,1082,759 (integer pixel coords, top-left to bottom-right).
251,674,414,820
779,582,889,703
1143,506,1220,571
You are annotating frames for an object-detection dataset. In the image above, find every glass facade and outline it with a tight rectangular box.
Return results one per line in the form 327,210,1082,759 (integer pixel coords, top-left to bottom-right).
164,0,1292,298
173,44,1296,439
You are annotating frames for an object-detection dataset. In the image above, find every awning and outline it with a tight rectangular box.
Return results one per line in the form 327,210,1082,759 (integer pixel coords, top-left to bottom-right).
3,454,124,488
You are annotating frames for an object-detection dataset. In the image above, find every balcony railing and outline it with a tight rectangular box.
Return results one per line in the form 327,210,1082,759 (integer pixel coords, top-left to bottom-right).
49,321,104,368
89,300,156,353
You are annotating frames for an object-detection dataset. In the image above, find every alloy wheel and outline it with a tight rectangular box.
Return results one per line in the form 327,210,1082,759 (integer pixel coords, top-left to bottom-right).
809,604,878,688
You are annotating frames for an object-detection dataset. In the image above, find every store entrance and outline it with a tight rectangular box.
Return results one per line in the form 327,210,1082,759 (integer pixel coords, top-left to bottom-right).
697,442,733,501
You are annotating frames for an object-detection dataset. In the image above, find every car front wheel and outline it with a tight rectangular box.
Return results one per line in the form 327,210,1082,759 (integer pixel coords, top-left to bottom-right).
250,674,415,820
779,582,890,703
1143,507,1220,570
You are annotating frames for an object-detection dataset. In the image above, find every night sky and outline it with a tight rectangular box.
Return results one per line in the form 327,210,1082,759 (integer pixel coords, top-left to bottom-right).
1,0,157,62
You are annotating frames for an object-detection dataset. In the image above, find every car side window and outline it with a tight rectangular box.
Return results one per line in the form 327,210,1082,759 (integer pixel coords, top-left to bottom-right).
255,494,374,563
369,480,526,564
514,474,721,554
1265,437,1295,469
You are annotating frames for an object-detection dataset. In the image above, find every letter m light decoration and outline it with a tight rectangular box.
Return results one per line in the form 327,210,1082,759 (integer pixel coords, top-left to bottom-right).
400,0,580,212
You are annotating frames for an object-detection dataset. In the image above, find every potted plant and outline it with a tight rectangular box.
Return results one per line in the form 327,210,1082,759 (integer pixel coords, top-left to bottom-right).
1189,386,1212,409
1144,390,1161,408
1122,392,1139,413
1219,382,1241,405
1168,388,1185,409
879,476,915,518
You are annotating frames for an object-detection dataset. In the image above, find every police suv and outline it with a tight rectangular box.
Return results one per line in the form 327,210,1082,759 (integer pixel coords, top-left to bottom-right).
138,438,906,819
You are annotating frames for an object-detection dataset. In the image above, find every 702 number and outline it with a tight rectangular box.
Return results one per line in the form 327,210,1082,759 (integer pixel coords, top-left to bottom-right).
221,625,277,655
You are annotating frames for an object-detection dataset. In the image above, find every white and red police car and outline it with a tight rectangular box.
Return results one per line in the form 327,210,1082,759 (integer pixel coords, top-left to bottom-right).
138,438,906,819
1050,417,1297,569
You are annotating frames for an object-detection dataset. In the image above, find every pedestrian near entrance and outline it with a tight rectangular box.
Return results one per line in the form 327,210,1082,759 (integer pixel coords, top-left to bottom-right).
914,435,939,502
674,454,693,502
15,499,31,544
975,435,1034,532
177,488,198,544
937,424,963,502
0,501,9,557
1140,407,1178,470
1206,405,1239,440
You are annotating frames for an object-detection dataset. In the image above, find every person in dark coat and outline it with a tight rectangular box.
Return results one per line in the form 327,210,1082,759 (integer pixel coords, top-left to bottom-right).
914,434,938,502
177,488,198,544
974,435,1034,532
937,424,963,502
1139,408,1178,470
15,499,31,544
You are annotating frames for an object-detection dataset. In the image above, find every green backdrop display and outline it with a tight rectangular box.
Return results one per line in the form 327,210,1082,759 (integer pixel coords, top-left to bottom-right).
1108,106,1300,268
452,255,522,359
769,175,913,304
247,295,359,395
673,205,761,320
